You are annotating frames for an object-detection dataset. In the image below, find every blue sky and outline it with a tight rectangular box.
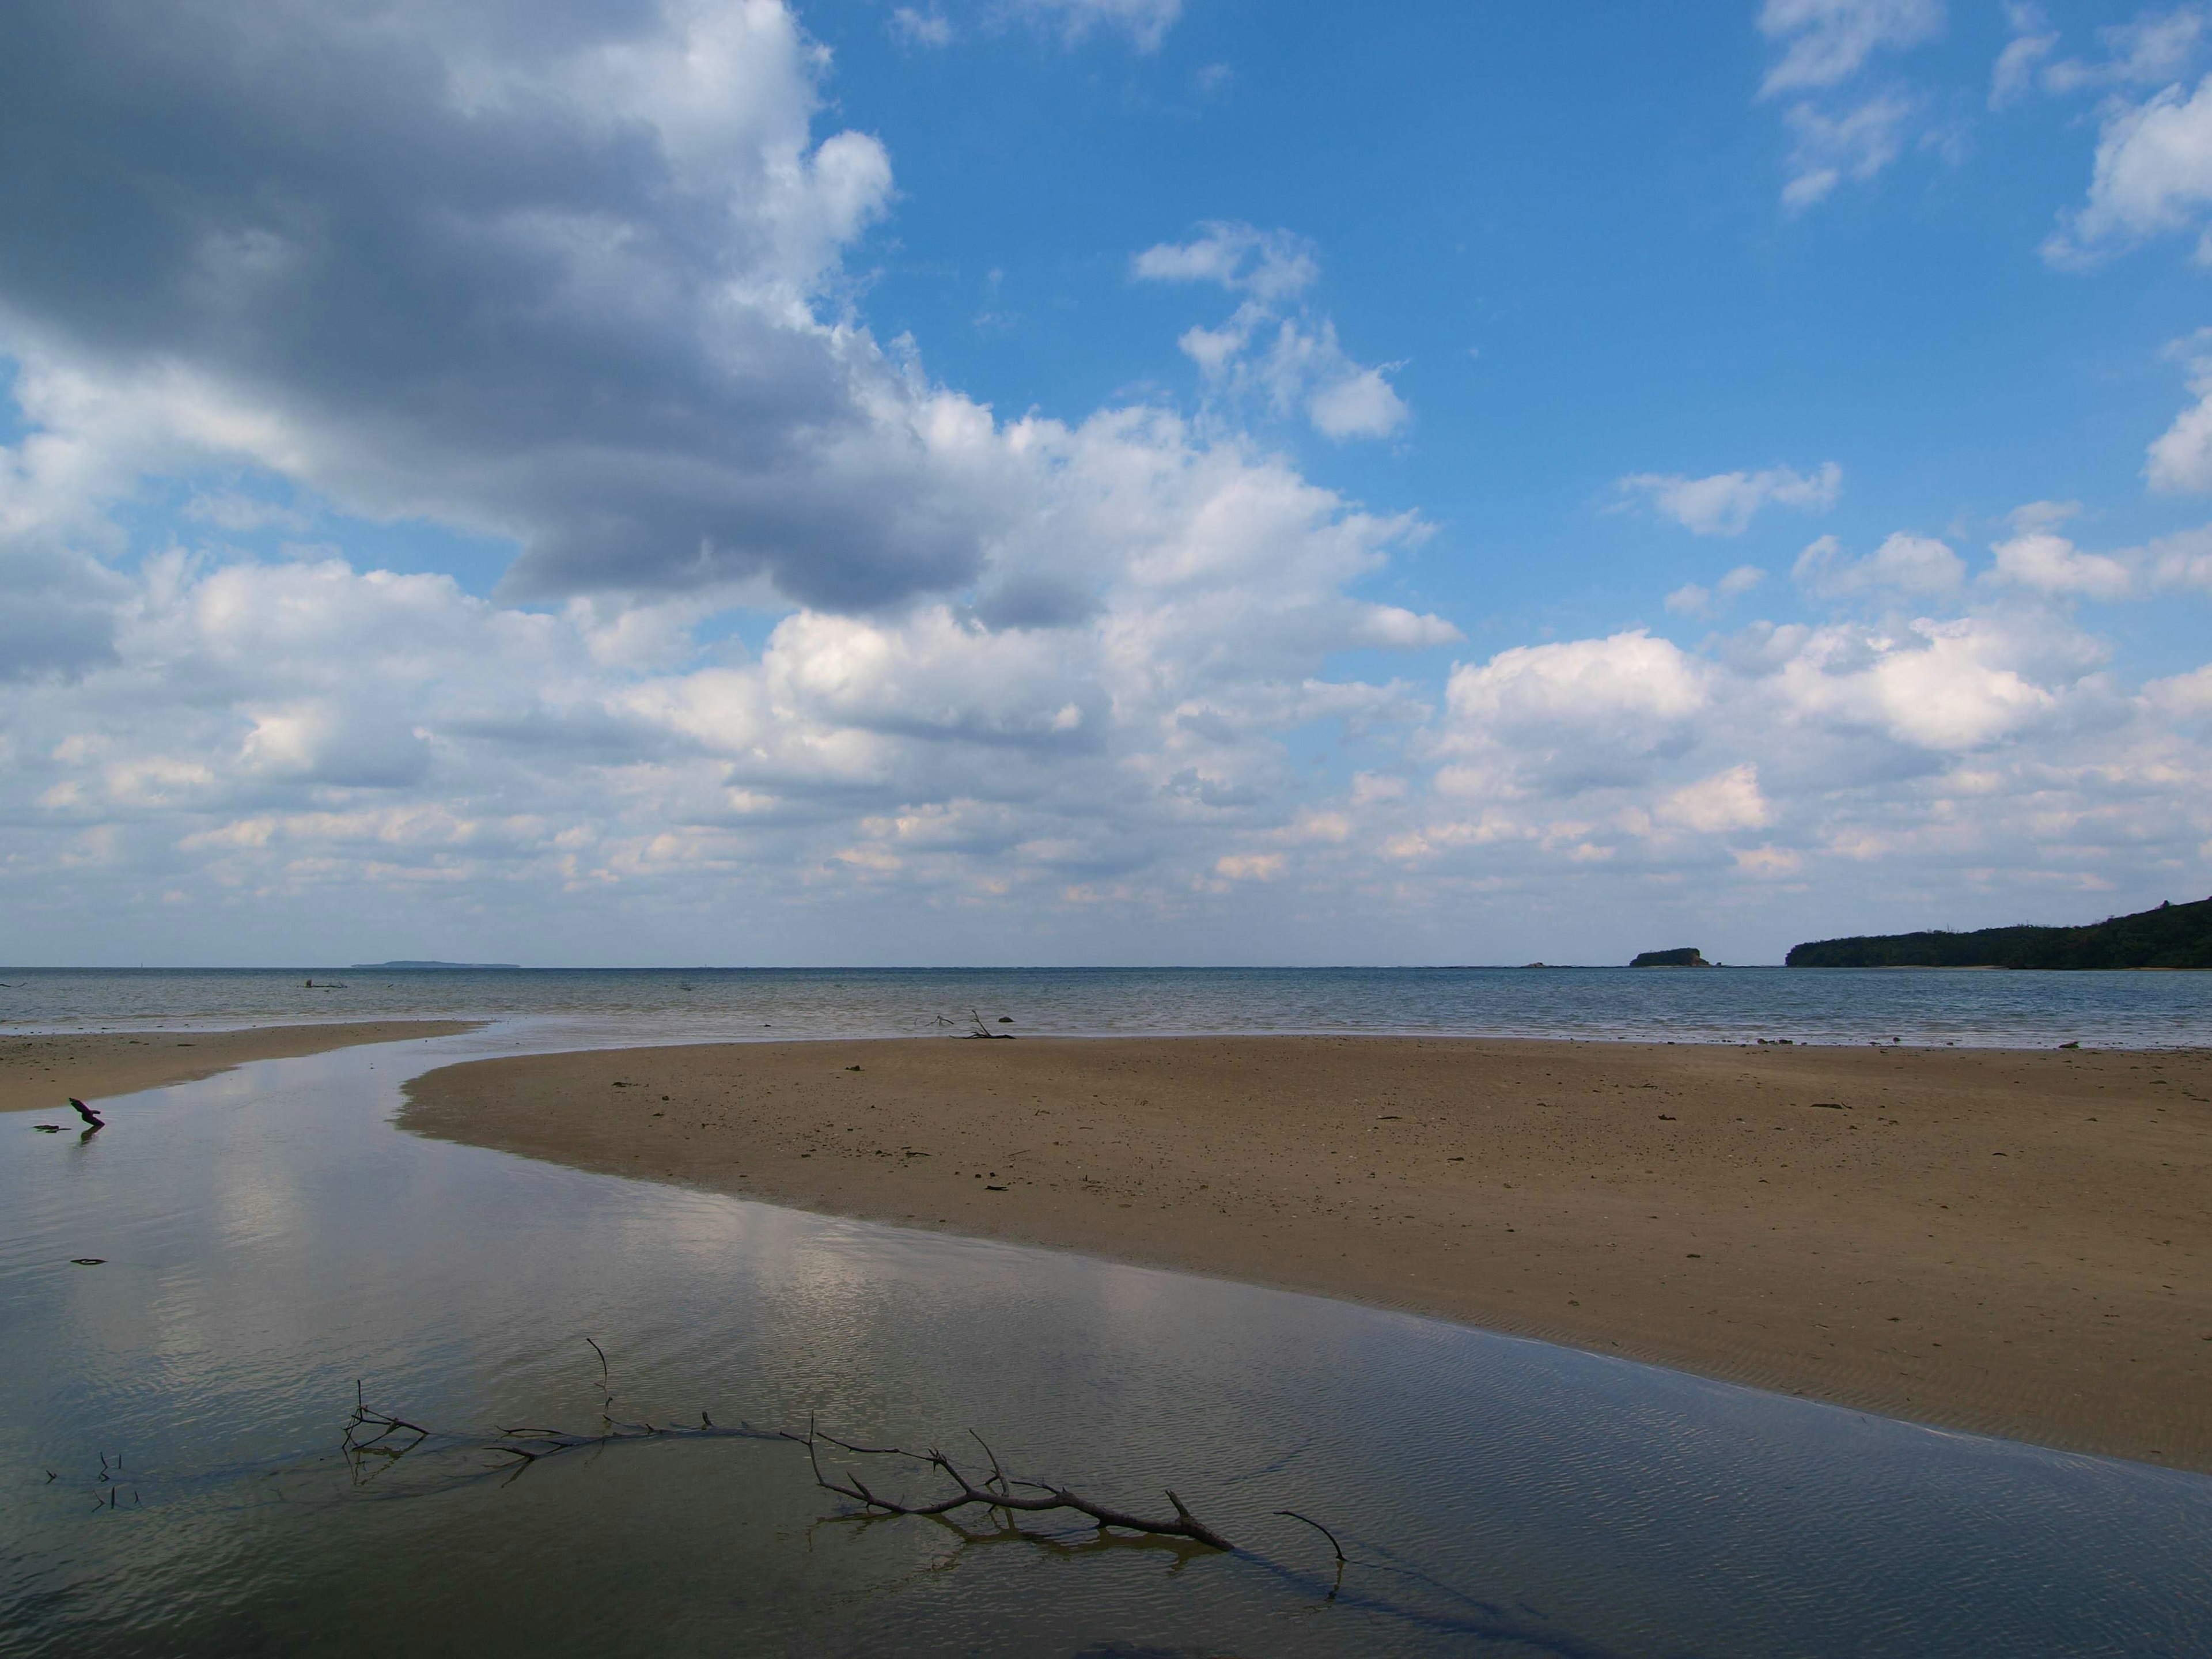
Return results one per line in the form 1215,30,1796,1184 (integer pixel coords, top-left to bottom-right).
2,0,2210,965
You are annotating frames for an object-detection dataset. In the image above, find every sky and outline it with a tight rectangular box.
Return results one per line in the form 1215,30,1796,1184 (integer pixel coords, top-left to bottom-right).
3,0,2212,967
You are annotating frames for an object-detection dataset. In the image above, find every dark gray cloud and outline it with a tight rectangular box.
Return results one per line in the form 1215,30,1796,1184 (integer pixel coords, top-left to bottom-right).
0,540,126,681
0,0,1004,609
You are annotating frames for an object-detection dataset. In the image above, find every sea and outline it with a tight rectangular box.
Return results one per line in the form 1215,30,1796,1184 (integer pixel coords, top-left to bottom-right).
3,962,2211,1047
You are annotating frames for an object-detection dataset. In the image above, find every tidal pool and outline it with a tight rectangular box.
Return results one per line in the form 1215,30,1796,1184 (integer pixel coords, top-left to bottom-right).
3,1028,2207,1656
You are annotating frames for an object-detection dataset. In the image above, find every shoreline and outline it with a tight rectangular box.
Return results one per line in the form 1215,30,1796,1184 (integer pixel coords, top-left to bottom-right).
1,1021,486,1113
402,1033,2212,1472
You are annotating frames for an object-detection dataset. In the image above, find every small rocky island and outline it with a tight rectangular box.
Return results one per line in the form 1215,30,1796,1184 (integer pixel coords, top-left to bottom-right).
1786,895,2211,969
1630,947,1711,967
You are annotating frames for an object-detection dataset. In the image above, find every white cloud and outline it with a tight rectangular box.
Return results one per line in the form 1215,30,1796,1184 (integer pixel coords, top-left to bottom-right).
1779,93,1918,207
1758,0,1946,97
1793,531,1964,597
2047,73,2212,263
890,7,954,47
1134,223,1320,301
1658,763,1775,833
1005,0,1182,51
1431,631,1711,800
2145,660,2212,716
1385,604,2191,916
1755,2,1943,209
1618,463,1841,536
1665,565,1766,618
2145,522,2212,590
2149,329,2212,490
1307,366,1411,441
1990,527,2134,600
1137,224,1408,442
1990,6,2058,109
1,391,1467,947
2043,7,2205,96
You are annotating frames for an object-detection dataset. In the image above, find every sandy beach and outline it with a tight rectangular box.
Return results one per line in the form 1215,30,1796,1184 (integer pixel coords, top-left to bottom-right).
1,1021,483,1115
402,1034,2212,1471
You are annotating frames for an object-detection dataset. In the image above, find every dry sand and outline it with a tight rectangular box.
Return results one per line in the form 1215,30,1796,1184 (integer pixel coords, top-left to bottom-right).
2,1021,483,1113
401,1034,2212,1470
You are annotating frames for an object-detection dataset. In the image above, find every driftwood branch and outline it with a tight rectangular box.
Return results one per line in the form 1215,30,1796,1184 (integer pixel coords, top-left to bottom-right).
796,1417,1232,1550
337,1344,1275,1566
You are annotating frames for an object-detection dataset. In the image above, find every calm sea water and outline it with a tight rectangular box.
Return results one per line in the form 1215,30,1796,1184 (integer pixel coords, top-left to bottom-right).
3,964,2211,1047
3,1032,2207,1656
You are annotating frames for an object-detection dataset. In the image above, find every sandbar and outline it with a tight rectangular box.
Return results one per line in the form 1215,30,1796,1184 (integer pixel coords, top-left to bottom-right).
2,1020,483,1113
401,1035,2212,1471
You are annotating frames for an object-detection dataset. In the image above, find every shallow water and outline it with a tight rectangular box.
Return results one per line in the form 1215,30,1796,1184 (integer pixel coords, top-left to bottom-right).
3,1026,2208,1656
5,963,2211,1048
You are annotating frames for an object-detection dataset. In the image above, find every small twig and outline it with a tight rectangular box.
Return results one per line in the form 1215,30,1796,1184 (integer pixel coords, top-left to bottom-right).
1275,1508,1346,1562
969,1429,1010,1502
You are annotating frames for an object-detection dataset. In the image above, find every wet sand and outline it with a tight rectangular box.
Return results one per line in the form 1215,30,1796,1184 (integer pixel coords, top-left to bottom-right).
2,1021,483,1113
401,1035,2212,1471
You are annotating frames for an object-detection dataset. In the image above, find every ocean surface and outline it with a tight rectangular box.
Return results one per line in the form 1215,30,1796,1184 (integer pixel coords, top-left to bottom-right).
3,1032,2207,1656
3,963,2211,1047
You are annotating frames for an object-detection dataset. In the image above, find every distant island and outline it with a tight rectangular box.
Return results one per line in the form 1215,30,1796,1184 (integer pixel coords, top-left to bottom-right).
1630,948,1711,968
1786,896,2212,969
350,960,522,971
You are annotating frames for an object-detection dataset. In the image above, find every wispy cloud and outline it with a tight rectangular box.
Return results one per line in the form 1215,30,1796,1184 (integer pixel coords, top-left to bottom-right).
1135,223,1410,441
1755,0,1946,207
1617,463,1842,536
890,7,954,47
1002,0,1181,52
1757,0,1946,97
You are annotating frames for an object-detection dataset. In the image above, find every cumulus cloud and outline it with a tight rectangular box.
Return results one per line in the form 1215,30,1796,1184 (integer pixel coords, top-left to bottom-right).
1431,631,1711,802
0,395,1464,948
1793,531,1964,597
0,0,1045,612
1366,600,2190,918
1657,764,1775,834
9,497,2206,960
2047,70,2212,264
1618,463,1841,536
1399,607,2141,876
1989,521,2134,600
1135,223,1409,441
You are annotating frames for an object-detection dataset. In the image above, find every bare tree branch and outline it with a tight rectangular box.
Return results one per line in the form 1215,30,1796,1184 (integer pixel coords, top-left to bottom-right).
793,1423,1233,1550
